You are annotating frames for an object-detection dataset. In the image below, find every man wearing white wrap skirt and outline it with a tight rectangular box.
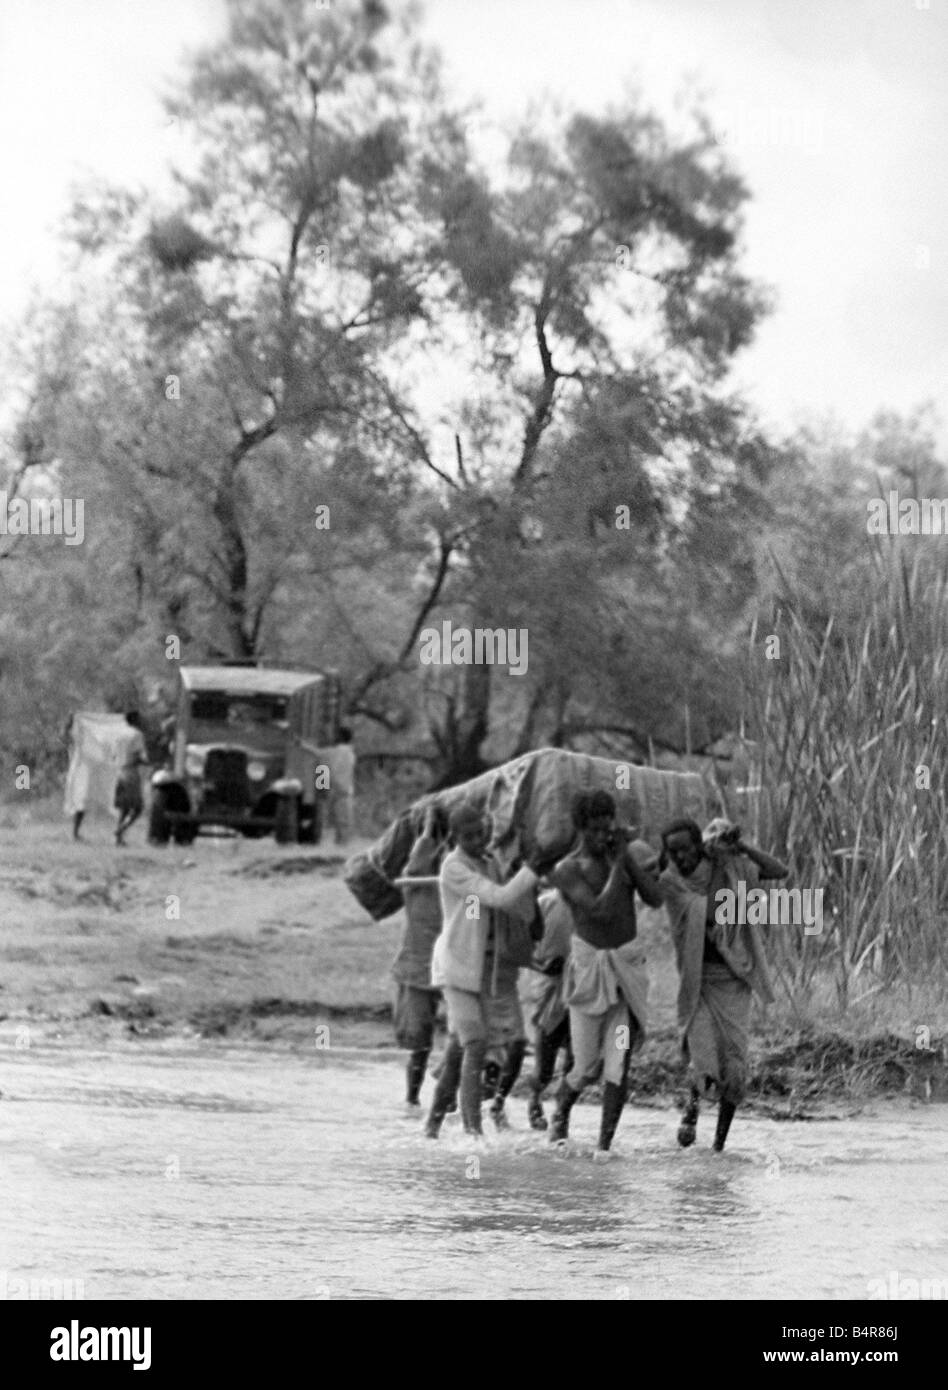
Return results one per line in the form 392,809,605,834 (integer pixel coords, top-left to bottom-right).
548,790,662,1160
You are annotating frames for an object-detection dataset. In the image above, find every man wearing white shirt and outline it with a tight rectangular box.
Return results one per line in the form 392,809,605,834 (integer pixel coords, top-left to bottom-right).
324,726,356,845
425,803,539,1138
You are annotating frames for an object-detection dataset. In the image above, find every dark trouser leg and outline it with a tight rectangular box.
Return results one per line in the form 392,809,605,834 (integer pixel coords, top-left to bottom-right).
598,1083,624,1153
538,1017,570,1090
535,1031,558,1093
73,811,84,841
713,1053,745,1152
406,1049,429,1105
713,1098,737,1152
425,1036,463,1138
481,1059,500,1101
497,1037,526,1100
548,1076,581,1143
460,1039,487,1136
528,1028,560,1130
677,1084,701,1148
491,1038,526,1130
598,1047,632,1153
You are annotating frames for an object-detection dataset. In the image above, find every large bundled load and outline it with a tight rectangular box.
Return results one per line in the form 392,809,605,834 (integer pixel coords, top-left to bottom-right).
344,746,708,921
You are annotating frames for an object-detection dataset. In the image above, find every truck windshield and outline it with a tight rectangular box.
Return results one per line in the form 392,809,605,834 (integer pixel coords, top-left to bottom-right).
190,693,289,737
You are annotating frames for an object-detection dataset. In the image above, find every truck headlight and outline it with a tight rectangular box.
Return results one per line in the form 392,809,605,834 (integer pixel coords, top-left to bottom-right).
247,761,267,781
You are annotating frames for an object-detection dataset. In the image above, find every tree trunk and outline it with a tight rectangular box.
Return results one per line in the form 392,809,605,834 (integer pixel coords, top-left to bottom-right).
430,663,492,788
549,679,571,747
213,463,254,659
512,684,547,756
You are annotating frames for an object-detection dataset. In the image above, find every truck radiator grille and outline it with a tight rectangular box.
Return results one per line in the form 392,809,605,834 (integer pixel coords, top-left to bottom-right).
202,749,249,810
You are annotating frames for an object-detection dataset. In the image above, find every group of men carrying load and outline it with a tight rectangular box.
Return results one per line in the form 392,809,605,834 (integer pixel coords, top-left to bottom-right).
391,788,787,1158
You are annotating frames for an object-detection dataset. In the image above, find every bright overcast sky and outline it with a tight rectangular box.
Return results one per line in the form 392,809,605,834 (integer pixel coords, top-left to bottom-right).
1,0,946,445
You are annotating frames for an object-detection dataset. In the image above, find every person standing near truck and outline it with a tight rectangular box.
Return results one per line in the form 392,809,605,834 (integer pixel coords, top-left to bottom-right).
323,727,356,846
114,712,148,847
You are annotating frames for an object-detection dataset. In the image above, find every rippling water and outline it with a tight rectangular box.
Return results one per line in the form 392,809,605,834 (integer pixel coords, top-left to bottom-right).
2,1042,946,1299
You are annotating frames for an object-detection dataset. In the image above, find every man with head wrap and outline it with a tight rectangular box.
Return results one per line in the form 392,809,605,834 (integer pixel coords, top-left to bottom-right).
659,815,788,1152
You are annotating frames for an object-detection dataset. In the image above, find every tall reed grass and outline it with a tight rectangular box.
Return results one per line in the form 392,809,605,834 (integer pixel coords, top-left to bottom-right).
735,543,948,1013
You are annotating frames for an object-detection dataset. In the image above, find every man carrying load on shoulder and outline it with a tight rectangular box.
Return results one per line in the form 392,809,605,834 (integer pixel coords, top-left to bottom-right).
547,790,663,1161
521,886,574,1131
425,802,541,1140
391,805,449,1112
658,816,788,1153
478,895,540,1133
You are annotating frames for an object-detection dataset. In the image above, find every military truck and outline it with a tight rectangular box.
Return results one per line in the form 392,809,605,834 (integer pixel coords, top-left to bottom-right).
149,665,341,844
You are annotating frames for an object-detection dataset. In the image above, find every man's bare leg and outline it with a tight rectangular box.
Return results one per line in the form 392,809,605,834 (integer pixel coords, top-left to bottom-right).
425,1036,463,1138
490,1037,526,1131
677,1085,701,1148
459,1039,487,1137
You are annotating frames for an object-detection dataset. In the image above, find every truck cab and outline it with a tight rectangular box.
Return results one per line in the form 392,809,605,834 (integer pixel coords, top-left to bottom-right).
149,665,341,844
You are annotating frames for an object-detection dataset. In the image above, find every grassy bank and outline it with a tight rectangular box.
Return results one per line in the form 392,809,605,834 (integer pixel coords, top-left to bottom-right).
1,806,946,1113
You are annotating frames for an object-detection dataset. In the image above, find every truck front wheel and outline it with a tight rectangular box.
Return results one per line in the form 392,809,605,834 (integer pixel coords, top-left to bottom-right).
173,819,197,846
148,790,171,846
274,792,300,845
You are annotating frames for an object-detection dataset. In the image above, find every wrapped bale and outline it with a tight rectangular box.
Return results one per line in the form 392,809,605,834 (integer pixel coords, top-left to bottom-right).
344,746,707,921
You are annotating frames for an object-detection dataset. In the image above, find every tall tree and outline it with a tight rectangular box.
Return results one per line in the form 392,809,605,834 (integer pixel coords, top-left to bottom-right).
389,101,778,775
9,0,784,785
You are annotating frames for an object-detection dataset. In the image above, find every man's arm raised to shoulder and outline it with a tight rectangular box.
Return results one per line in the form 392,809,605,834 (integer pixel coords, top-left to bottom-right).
405,807,442,876
736,840,788,881
441,853,537,911
624,849,663,907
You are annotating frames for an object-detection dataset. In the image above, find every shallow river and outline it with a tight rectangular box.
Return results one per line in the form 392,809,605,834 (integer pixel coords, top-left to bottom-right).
2,1041,945,1300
